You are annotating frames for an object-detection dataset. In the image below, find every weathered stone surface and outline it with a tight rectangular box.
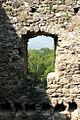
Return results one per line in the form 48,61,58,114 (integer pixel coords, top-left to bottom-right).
0,0,80,120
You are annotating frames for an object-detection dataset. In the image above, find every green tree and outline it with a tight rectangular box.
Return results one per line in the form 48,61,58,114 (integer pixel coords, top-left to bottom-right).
28,48,55,88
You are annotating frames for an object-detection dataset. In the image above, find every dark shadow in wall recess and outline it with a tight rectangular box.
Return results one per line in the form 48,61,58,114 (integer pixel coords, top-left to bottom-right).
54,103,66,112
26,104,35,111
0,102,11,111
42,103,51,110
31,7,37,13
14,103,22,112
69,102,77,112
79,64,80,70
74,7,79,13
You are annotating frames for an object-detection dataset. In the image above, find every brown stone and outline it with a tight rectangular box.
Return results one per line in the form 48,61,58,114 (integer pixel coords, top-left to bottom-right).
68,71,74,75
58,72,64,77
67,26,73,32
58,65,65,71
61,78,69,84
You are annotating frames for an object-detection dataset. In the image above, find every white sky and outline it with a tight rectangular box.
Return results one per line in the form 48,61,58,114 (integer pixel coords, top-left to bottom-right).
28,35,54,49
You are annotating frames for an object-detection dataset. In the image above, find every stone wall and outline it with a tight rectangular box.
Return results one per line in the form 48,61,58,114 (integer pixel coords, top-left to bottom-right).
0,0,80,119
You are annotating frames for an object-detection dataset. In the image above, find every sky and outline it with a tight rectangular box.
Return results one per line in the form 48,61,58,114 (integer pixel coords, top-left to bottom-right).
28,35,54,50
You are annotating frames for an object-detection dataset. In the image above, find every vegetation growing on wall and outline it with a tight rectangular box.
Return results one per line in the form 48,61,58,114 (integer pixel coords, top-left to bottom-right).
28,48,54,88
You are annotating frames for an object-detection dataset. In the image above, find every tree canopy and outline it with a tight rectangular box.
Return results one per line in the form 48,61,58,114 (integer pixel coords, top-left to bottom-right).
28,48,55,89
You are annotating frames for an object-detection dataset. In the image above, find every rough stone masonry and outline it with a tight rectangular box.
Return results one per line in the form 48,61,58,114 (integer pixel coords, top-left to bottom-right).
0,0,80,120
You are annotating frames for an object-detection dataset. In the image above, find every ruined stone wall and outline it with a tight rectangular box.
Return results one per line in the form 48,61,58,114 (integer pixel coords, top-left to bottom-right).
0,0,80,119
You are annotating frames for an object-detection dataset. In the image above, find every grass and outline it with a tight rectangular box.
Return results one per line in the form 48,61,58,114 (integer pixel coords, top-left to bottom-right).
65,13,70,20
51,7,56,12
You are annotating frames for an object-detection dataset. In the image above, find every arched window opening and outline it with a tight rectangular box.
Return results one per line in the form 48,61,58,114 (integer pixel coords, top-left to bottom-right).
22,31,58,89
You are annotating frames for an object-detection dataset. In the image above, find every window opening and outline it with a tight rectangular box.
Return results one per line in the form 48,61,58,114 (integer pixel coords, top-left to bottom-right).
22,31,58,89
28,35,54,89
